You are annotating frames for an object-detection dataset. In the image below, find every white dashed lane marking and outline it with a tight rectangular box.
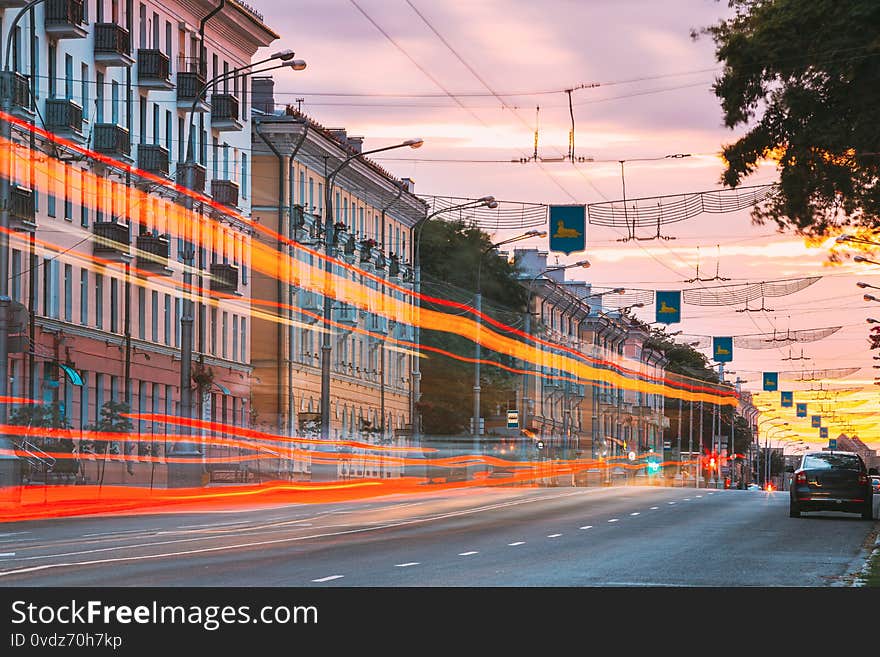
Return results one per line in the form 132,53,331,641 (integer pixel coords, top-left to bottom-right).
650,506,659,510
508,542,525,546
608,519,619,523
547,534,562,538
312,575,344,583
394,562,419,568
630,512,640,516
458,551,479,556
579,526,592,530
0,553,16,557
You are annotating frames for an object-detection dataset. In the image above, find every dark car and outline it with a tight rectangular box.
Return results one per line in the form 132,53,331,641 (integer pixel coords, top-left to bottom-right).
788,451,877,519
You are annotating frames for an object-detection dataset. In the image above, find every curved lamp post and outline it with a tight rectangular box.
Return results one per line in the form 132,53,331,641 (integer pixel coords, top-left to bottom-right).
319,137,423,442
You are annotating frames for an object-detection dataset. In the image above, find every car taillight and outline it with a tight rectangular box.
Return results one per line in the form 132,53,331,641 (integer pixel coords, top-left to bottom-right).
859,473,868,486
795,471,807,485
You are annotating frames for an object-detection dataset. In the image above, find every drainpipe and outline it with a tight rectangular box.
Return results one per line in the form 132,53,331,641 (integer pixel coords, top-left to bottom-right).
199,1,226,77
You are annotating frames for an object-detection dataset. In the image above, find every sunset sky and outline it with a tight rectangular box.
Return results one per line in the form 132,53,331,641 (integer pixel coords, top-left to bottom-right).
256,0,879,449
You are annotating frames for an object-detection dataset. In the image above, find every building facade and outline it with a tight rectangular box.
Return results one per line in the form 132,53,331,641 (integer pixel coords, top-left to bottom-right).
249,99,425,475
1,0,278,485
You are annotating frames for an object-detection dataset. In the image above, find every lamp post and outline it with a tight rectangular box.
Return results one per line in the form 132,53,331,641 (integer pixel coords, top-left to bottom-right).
522,261,590,438
472,230,546,439
169,54,307,486
319,137,424,443
854,255,880,266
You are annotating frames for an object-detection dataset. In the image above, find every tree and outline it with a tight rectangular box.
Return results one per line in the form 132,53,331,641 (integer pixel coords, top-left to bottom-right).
416,219,526,435
698,0,880,236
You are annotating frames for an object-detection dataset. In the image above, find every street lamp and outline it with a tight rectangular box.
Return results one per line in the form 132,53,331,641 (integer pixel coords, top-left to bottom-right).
319,137,424,442
838,234,880,247
867,318,880,324
473,230,546,437
857,281,880,291
854,255,880,266
522,260,590,442
865,294,880,303
169,54,307,485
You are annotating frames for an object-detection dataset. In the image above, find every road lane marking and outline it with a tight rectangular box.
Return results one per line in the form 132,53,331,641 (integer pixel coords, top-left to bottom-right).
579,526,592,530
458,551,479,556
668,502,676,505
394,562,419,568
177,520,253,530
650,506,659,510
682,498,691,501
0,532,30,538
508,542,525,546
547,534,562,538
608,519,619,523
0,553,16,557
630,512,640,516
695,495,703,498
312,575,344,583
0,489,599,578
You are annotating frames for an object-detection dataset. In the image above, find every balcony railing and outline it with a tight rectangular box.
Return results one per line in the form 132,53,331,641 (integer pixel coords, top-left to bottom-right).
210,94,242,131
93,124,131,159
176,71,208,111
209,263,239,294
93,221,130,258
45,0,87,39
137,144,169,177
0,71,31,117
137,49,172,89
9,185,36,232
94,23,133,67
333,304,359,326
210,179,239,207
176,162,206,193
136,233,171,273
45,98,83,139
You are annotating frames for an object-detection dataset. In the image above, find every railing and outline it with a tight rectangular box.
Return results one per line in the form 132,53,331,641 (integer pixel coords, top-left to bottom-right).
93,221,130,252
176,162,206,193
93,124,131,157
211,179,239,207
210,94,239,122
45,0,84,28
177,71,207,105
45,98,83,134
137,144,169,176
136,233,170,260
94,23,130,57
0,71,30,111
210,263,239,293
137,49,171,84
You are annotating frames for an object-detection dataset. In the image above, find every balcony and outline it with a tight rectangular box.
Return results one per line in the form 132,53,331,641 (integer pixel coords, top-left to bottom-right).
9,185,36,232
0,0,29,7
93,221,131,260
94,23,133,67
92,124,131,160
0,71,32,120
210,94,242,132
209,263,239,294
299,291,321,322
176,162,206,194
137,49,172,90
367,314,388,335
135,233,171,275
333,304,358,327
136,144,169,177
210,179,239,208
176,71,208,112
44,0,87,39
45,98,84,142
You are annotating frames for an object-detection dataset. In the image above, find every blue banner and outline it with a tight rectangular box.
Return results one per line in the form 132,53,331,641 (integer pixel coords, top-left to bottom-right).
820,427,829,439
712,336,733,362
655,290,681,324
811,415,822,428
548,205,586,255
796,403,807,418
780,391,793,407
763,372,778,392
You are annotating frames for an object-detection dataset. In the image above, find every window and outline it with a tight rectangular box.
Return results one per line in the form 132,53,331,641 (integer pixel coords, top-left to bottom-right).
81,63,89,120
210,307,217,355
11,250,21,302
94,373,104,425
47,43,56,97
63,264,72,321
152,103,159,145
309,177,314,210
64,54,73,100
212,136,218,179
111,81,119,125
139,3,147,48
299,168,305,204
80,170,89,227
164,294,171,345
138,287,146,339
165,20,172,60
47,160,56,217
80,270,89,324
178,116,184,162
174,298,181,347
232,315,238,362
43,258,58,318
241,154,248,199
240,317,246,364
148,291,158,342
110,277,118,333
63,166,72,220
95,274,103,329
221,311,228,358
95,72,104,123
139,96,147,144
165,110,172,152
152,12,159,48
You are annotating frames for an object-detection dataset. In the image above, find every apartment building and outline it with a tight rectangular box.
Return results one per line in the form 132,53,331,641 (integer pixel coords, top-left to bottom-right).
0,0,278,485
249,98,426,479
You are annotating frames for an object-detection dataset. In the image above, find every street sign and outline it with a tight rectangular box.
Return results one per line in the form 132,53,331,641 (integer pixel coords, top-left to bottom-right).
548,205,586,255
763,372,778,391
780,391,793,407
506,410,519,429
811,415,821,428
820,427,829,439
655,290,681,324
796,403,807,418
712,336,733,362
828,437,837,449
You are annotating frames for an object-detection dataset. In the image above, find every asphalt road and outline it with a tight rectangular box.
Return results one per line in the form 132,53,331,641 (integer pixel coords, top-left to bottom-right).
0,485,876,586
